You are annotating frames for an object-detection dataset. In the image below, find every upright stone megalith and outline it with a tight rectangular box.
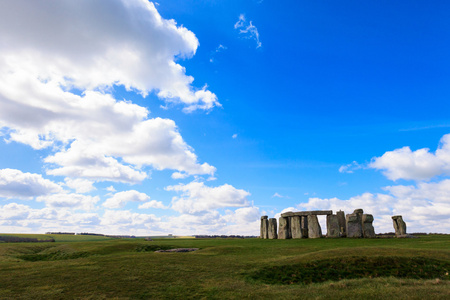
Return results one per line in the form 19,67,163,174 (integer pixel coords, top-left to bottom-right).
346,209,363,238
336,210,346,237
392,215,407,237
268,218,278,239
278,216,291,239
291,216,303,239
260,216,269,239
307,215,322,238
301,216,308,238
326,214,340,238
362,214,375,238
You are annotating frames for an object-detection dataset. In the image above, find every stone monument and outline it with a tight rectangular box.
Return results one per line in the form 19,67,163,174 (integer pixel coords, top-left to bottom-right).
392,215,407,237
326,214,340,238
307,215,322,238
260,216,269,239
268,218,278,239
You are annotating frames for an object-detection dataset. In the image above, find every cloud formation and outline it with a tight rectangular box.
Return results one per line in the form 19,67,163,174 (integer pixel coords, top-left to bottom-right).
0,0,217,184
103,190,151,209
369,134,450,181
0,0,219,111
0,169,63,199
234,14,262,48
295,178,450,233
167,181,250,214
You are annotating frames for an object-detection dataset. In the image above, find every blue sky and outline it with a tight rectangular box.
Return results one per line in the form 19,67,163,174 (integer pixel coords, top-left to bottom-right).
1,0,450,235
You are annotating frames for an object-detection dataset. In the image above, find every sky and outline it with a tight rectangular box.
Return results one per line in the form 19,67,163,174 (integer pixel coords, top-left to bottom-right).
1,0,450,236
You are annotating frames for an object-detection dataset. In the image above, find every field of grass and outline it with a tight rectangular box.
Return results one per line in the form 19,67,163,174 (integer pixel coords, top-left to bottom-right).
0,234,449,299
0,233,115,242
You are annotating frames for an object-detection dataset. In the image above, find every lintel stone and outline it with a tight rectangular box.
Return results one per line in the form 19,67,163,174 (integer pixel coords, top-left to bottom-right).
281,210,332,217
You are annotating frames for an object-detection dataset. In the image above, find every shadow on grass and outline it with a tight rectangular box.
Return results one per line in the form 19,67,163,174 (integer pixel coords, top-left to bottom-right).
17,250,90,261
248,256,450,285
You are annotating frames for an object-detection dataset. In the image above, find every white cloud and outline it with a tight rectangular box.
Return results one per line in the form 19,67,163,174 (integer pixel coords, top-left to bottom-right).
171,172,189,179
37,193,100,211
0,168,63,199
234,14,262,48
103,190,150,209
100,209,162,234
0,203,31,220
64,178,96,194
295,179,450,233
369,134,450,181
167,181,250,214
0,0,217,184
138,200,167,209
106,186,116,193
232,133,238,139
0,0,219,111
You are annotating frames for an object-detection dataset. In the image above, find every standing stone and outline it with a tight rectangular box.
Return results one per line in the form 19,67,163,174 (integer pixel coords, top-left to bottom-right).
362,214,375,238
346,210,363,238
260,216,269,239
326,214,340,238
278,216,291,239
301,216,308,238
392,215,407,236
336,210,346,237
307,215,322,238
291,216,303,239
268,218,278,239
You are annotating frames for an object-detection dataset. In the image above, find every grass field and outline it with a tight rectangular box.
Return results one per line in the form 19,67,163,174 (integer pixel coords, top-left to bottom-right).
0,234,449,299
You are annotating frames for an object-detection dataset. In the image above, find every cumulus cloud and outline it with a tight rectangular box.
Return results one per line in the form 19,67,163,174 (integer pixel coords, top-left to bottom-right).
100,209,162,234
0,203,31,220
234,14,262,48
167,181,250,214
37,193,100,211
0,169,63,199
0,0,219,111
0,0,217,184
103,190,150,209
369,134,450,181
171,172,189,180
138,200,167,209
295,179,450,233
64,178,96,194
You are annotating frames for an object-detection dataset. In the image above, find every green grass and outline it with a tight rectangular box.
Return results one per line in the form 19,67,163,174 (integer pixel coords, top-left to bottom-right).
249,256,450,285
0,235,449,299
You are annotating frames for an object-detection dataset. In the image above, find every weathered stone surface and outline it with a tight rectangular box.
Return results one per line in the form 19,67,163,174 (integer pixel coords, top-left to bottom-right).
268,218,278,239
362,214,375,238
260,216,269,239
291,216,303,239
354,208,364,214
346,213,363,238
336,210,346,237
307,215,322,238
278,216,291,239
281,210,333,217
326,214,340,238
301,216,308,238
392,215,407,236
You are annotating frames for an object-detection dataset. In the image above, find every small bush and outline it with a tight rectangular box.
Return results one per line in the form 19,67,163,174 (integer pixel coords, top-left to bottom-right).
135,245,176,252
17,250,90,261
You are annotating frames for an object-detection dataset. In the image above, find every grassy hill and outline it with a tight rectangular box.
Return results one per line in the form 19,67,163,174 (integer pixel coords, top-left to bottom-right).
0,235,449,299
